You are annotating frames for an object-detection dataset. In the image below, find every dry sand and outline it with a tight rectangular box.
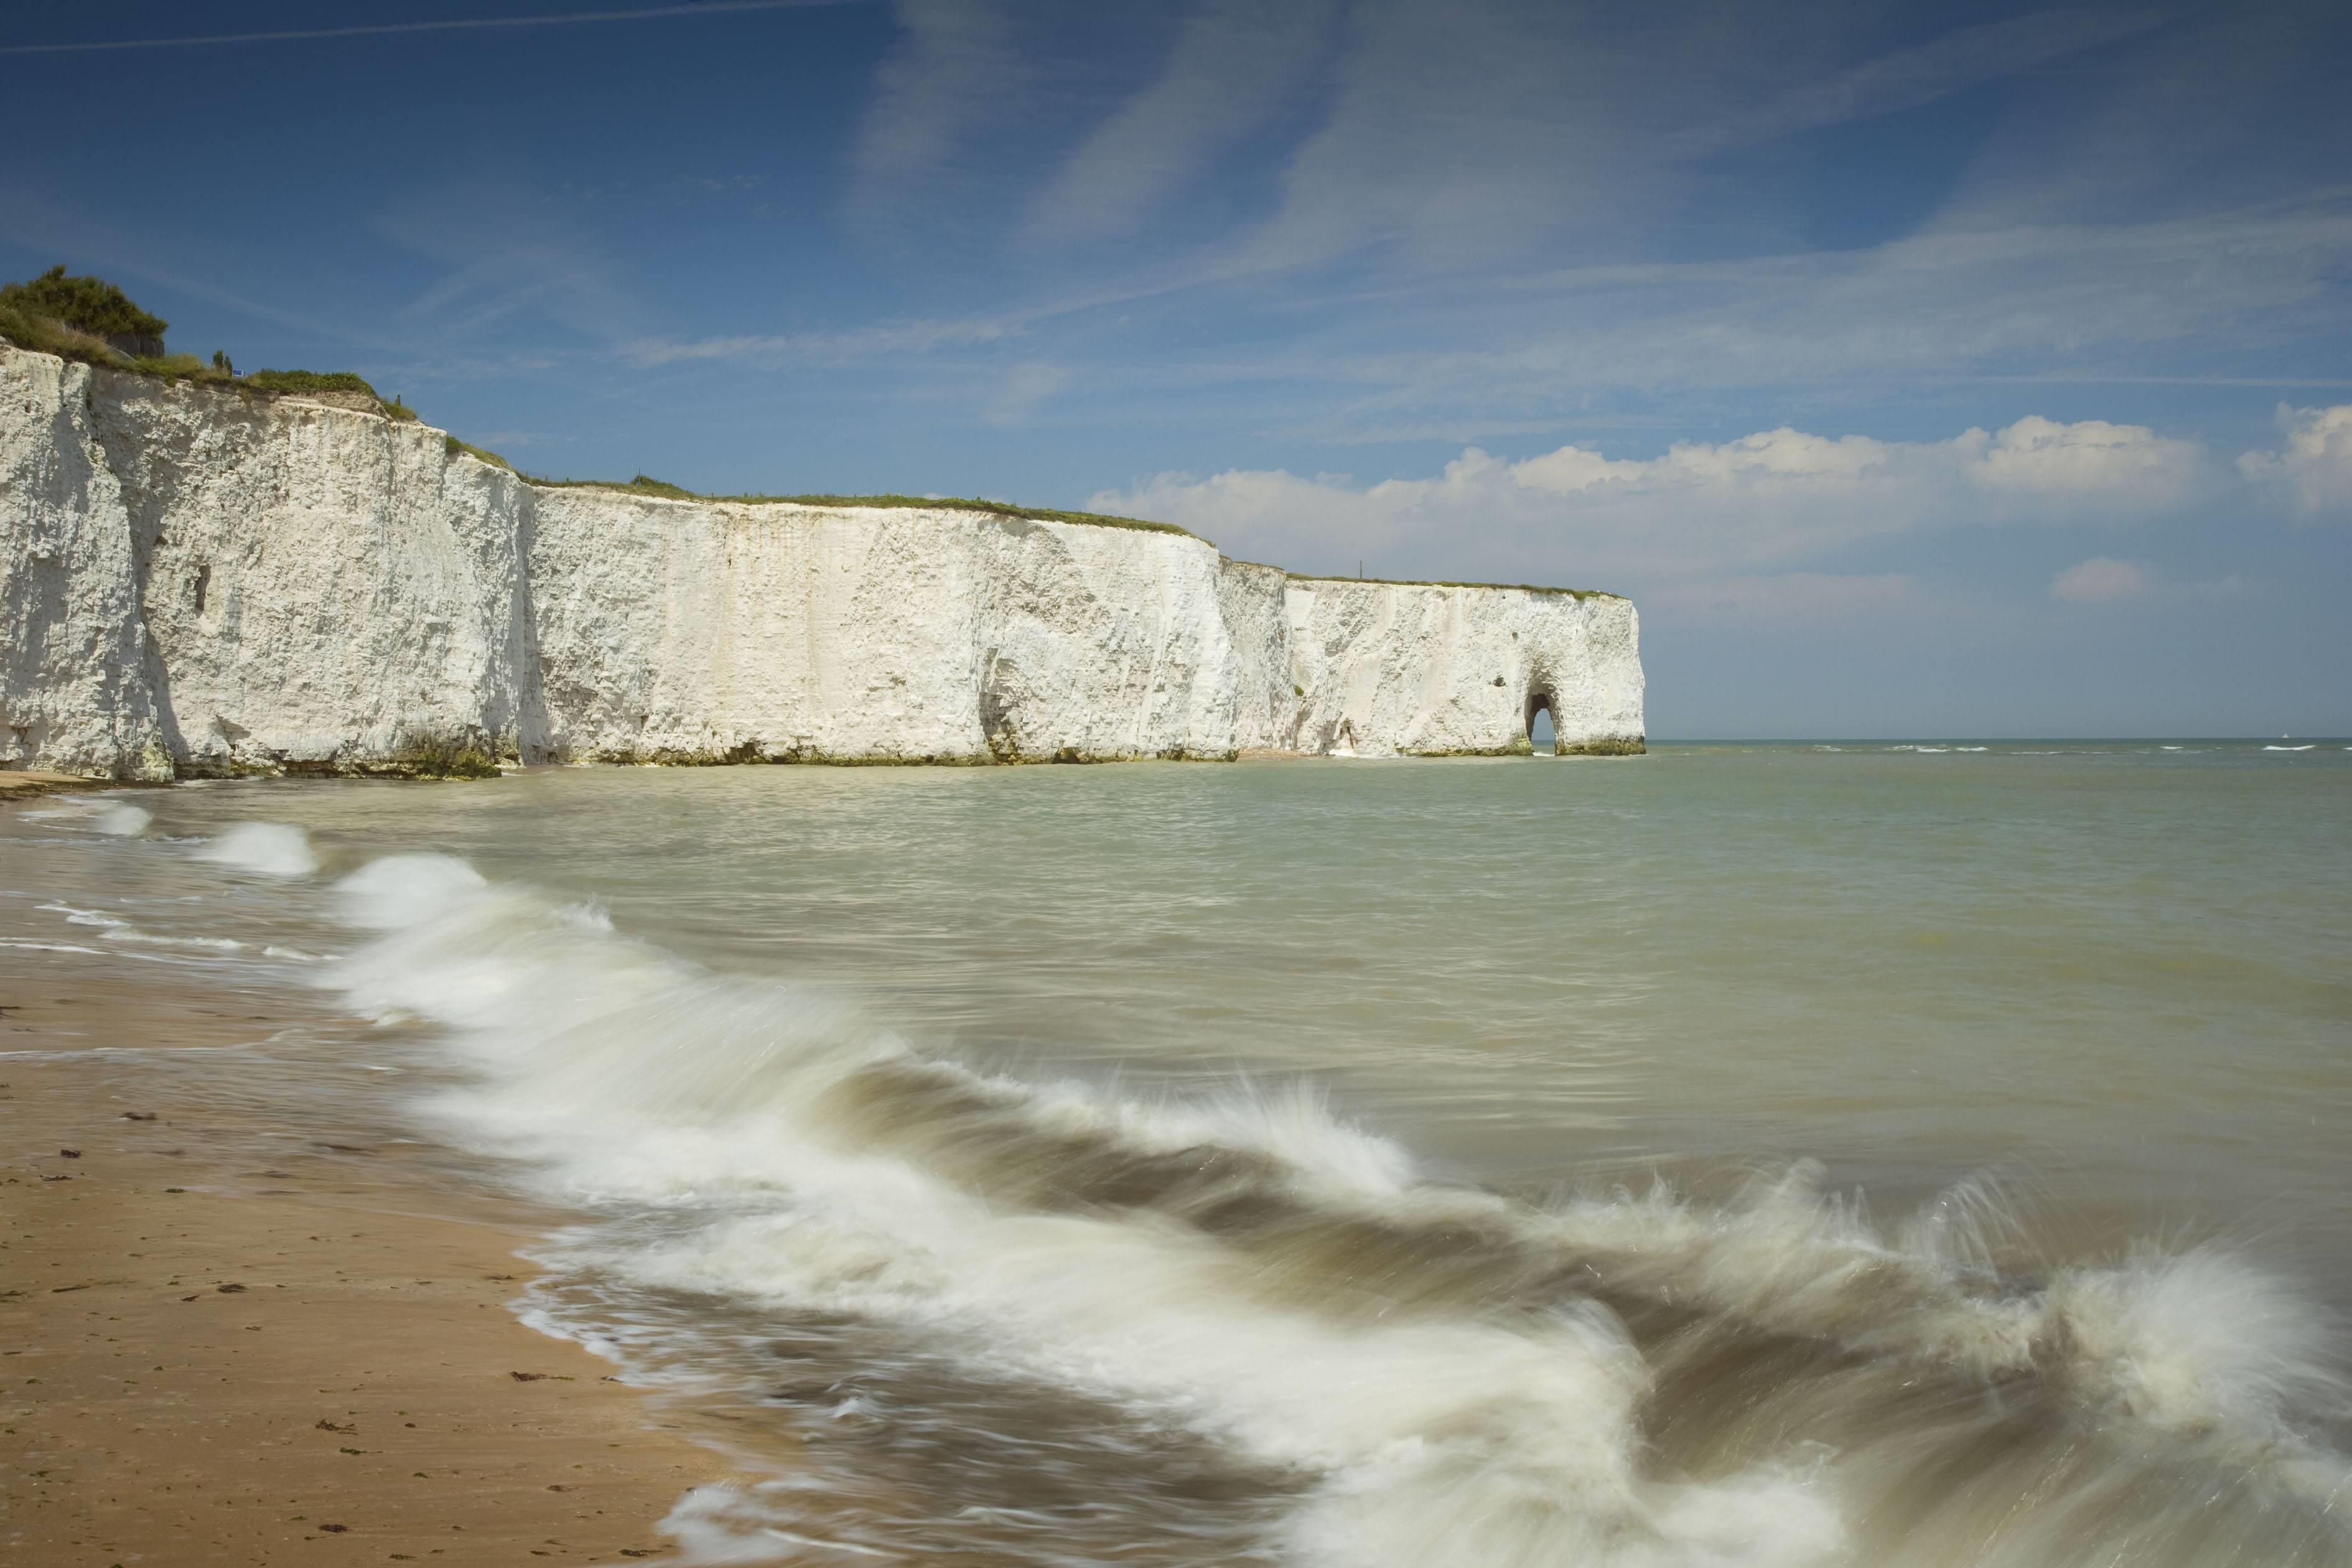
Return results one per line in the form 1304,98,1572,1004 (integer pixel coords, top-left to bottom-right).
1,813,761,1566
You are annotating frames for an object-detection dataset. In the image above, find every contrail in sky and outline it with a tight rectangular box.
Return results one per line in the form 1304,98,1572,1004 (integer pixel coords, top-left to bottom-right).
0,1,849,56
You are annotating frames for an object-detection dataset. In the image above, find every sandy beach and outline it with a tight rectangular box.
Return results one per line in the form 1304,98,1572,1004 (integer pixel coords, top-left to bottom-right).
1,813,749,1567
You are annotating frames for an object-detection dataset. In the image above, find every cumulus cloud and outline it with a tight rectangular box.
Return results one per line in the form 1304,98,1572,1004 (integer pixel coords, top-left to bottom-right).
1096,415,2214,585
2050,557,2154,602
1506,418,2206,510
2238,403,2352,517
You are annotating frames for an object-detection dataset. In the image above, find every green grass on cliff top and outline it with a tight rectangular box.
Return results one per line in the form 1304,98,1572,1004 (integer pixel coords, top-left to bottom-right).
519,474,1195,537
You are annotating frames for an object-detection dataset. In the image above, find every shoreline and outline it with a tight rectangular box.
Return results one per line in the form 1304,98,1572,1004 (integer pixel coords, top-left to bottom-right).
0,772,164,800
0,829,754,1565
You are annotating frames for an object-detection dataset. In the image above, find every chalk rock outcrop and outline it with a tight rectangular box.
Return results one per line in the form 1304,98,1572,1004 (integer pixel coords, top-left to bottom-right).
1,345,1643,777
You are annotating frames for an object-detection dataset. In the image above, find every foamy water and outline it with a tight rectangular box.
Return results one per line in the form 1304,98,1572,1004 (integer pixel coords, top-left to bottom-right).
5,742,2349,1565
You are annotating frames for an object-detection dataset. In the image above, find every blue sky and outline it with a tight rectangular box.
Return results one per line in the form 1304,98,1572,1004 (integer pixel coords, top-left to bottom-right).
5,0,2349,736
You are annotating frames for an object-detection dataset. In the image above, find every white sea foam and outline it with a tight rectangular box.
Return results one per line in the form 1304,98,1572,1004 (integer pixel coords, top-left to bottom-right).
192,822,319,877
2265,745,2315,752
40,900,128,929
315,851,2352,1568
325,859,1852,1566
103,928,245,951
91,804,152,835
38,900,243,952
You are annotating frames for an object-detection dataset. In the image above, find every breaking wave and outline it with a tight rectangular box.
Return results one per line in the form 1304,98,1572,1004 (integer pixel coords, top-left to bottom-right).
193,821,319,877
319,850,2351,1568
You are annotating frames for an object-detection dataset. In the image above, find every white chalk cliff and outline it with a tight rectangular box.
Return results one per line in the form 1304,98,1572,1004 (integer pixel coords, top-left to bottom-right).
1,345,1643,778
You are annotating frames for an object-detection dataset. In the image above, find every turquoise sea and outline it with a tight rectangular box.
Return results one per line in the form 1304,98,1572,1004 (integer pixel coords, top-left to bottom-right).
7,740,2349,1566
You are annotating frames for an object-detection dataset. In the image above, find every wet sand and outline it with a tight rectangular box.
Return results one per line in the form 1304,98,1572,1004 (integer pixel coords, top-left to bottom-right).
0,772,159,801
1,833,755,1566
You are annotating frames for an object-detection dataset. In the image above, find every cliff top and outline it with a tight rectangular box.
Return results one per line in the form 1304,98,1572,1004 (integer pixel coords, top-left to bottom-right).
1281,572,1623,600
520,474,1194,538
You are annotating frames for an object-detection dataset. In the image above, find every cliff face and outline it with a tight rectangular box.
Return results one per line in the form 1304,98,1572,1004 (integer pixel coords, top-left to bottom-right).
1,345,1644,777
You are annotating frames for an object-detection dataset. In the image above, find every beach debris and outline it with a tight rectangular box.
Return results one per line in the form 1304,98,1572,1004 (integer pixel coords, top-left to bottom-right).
162,1186,184,1193
58,1147,80,1158
181,1294,200,1301
546,1484,571,1491
41,1174,71,1182
319,1523,348,1533
315,1419,355,1434
119,1111,157,1121
510,1371,548,1381
216,1282,246,1293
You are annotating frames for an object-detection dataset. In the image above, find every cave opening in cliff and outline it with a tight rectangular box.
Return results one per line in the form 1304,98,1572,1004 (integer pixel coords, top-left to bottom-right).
1526,692,1556,754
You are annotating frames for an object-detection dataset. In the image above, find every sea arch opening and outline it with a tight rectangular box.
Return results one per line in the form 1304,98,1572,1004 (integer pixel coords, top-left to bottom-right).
1525,691,1556,755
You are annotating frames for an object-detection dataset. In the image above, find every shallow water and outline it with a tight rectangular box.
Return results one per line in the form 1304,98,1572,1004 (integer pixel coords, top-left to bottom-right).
6,742,2350,1566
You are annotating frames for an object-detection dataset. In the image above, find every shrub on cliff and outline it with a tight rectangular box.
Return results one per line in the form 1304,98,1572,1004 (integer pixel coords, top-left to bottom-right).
444,435,513,469
0,266,168,350
132,353,210,378
0,298,126,365
245,368,412,418
243,368,380,397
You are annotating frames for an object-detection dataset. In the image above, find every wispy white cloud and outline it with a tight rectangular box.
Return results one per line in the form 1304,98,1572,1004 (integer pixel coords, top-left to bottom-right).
2238,403,2352,518
373,179,643,345
805,2,2350,450
1247,194,2352,438
1697,6,2171,157
1231,0,1655,272
624,315,1017,366
980,362,1071,426
2050,556,2154,602
0,1,852,57
1930,2,2352,231
1022,0,1337,246
852,0,1030,228
1202,2,2178,277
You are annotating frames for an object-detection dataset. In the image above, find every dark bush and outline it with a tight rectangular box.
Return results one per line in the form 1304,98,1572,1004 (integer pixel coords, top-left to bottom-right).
0,266,168,341
243,368,380,397
0,299,124,365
